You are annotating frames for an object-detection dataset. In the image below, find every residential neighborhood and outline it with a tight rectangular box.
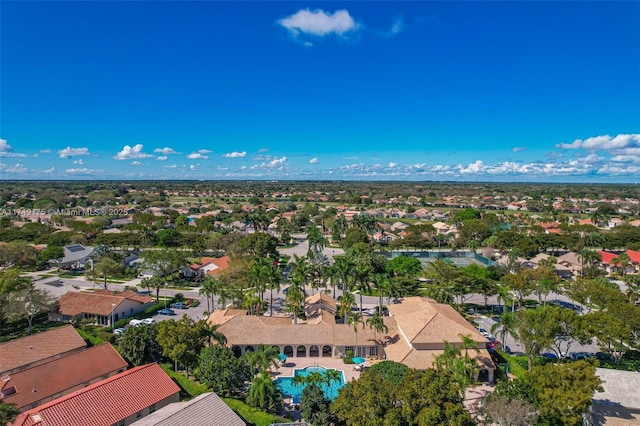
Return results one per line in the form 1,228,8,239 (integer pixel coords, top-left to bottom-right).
1,181,640,425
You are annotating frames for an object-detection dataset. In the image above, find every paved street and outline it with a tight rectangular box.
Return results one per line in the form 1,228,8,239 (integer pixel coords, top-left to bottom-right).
29,238,608,357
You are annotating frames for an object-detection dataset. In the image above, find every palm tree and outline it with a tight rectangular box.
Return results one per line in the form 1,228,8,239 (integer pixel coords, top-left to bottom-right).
249,257,273,309
373,272,391,315
245,344,280,374
337,291,355,321
247,372,283,413
323,368,342,388
579,249,602,276
347,311,364,358
332,256,356,296
199,278,215,313
366,312,388,352
458,333,479,360
307,225,327,257
490,311,519,349
199,321,227,346
612,253,631,276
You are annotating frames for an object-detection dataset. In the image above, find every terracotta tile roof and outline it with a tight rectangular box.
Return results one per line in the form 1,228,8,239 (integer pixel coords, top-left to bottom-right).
1,343,128,410
0,325,86,375
130,392,245,426
387,297,486,344
598,250,618,265
58,290,153,317
12,363,180,426
626,250,640,264
209,312,398,347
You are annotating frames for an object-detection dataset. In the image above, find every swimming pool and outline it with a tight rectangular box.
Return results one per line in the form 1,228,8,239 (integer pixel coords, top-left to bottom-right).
274,366,345,403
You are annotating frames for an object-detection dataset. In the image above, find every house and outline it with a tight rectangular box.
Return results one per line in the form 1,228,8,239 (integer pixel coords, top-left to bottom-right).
556,251,582,277
208,295,495,382
384,297,495,382
50,289,154,326
51,244,94,270
0,343,128,412
130,392,245,426
10,363,180,426
187,256,231,279
0,325,87,376
591,368,640,425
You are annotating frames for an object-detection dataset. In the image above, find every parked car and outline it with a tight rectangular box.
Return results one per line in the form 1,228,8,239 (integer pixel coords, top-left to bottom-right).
157,308,176,316
570,352,594,360
113,328,126,335
142,318,155,325
486,340,501,349
170,302,187,309
478,328,491,338
129,319,144,327
542,352,558,359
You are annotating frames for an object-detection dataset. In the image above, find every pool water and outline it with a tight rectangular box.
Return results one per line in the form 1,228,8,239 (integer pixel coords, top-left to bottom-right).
275,366,345,403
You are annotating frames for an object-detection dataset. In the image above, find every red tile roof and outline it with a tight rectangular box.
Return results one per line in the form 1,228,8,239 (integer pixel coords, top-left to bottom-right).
0,325,86,375
12,363,180,426
627,250,640,264
1,343,128,410
57,290,153,317
598,250,618,265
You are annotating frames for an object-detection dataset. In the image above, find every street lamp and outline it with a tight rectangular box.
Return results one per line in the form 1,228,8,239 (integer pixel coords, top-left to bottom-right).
111,303,116,330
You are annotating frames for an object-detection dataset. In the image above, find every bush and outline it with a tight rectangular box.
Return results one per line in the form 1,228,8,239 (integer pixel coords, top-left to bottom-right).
174,293,185,301
160,363,209,398
222,398,291,426
77,327,108,347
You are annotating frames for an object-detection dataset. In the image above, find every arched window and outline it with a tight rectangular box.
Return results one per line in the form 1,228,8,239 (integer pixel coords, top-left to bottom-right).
309,345,319,357
231,346,242,358
284,346,294,357
245,345,255,353
296,345,307,357
322,345,332,357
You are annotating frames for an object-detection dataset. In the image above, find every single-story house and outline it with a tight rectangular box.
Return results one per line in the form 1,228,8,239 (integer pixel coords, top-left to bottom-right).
10,363,180,426
0,343,127,412
130,392,245,426
51,244,94,270
0,325,87,376
50,289,154,326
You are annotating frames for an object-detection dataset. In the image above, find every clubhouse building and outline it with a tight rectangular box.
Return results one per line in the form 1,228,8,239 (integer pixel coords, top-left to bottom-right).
208,294,495,382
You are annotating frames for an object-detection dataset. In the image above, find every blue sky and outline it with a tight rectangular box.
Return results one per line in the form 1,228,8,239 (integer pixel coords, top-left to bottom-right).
1,1,639,181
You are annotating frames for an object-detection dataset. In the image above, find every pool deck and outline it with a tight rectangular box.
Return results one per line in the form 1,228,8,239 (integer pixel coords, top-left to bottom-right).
271,356,365,383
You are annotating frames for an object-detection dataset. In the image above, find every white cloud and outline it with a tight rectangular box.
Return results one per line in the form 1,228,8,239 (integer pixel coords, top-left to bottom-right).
114,144,154,160
72,159,84,165
156,156,168,161
40,149,51,154
164,164,177,169
0,139,27,158
309,157,319,164
131,161,144,166
278,9,360,38
0,139,12,152
269,157,287,168
65,168,96,174
222,151,247,158
0,163,27,173
58,146,90,158
154,147,179,155
251,156,288,170
187,153,208,160
43,166,55,173
190,164,199,171
198,149,212,154
388,162,398,168
389,16,404,35
258,148,269,153
556,134,640,152
512,146,528,153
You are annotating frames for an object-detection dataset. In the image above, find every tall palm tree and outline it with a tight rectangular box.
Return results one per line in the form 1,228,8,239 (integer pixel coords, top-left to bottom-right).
332,256,356,295
307,225,327,257
199,278,215,313
579,249,602,276
490,311,519,348
458,333,479,360
198,321,227,346
245,344,280,374
366,312,388,352
347,311,364,358
337,291,355,321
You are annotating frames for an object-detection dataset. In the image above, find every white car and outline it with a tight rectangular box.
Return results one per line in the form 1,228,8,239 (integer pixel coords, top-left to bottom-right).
113,328,126,335
129,319,144,327
142,318,155,325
